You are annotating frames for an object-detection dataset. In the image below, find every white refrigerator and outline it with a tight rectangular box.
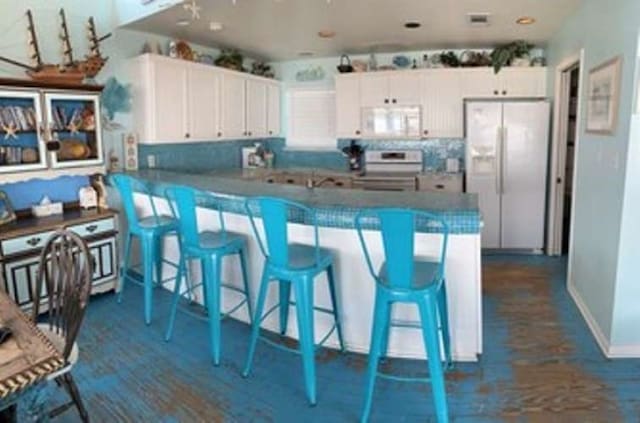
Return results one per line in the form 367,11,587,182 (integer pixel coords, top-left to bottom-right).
465,100,550,250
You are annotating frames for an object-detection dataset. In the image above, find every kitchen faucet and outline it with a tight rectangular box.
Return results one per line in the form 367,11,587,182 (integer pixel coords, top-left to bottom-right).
306,176,336,189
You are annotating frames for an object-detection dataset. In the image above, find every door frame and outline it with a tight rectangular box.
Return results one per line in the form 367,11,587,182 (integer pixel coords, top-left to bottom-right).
546,51,584,272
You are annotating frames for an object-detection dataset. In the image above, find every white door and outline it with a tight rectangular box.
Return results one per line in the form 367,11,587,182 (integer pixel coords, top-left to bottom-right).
267,83,281,137
388,73,422,105
499,68,547,98
461,68,500,98
465,101,503,248
153,58,188,141
246,79,268,137
335,75,362,138
187,64,220,141
221,73,247,139
501,101,550,249
421,70,463,138
359,73,389,106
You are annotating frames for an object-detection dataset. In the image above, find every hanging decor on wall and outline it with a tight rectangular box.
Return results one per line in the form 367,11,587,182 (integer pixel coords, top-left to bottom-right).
586,56,622,135
101,77,132,131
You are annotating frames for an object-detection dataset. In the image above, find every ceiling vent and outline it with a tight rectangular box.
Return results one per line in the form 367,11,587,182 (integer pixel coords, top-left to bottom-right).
467,13,491,27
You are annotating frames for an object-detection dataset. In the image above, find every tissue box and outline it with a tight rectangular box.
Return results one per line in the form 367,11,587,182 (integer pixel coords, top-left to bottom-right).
31,202,63,218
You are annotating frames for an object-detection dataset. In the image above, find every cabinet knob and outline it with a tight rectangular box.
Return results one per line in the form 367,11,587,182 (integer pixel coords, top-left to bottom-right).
384,99,389,104
86,224,98,233
423,130,429,135
269,130,273,135
493,90,499,95
502,90,507,95
355,130,361,135
392,99,397,104
26,237,41,247
248,131,253,136
217,132,222,137
185,133,190,138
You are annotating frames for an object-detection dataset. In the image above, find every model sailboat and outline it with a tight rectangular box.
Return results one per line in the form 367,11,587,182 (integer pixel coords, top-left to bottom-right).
0,9,111,84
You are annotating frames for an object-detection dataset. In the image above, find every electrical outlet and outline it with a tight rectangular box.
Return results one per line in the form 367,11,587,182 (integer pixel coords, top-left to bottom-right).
147,155,156,168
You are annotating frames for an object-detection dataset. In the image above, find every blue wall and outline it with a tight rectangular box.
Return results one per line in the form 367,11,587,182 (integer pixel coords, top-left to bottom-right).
547,0,640,352
0,175,90,211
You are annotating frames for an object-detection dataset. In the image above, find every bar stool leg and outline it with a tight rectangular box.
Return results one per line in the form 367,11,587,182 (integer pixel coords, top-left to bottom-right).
238,246,253,323
142,233,156,325
203,255,222,366
118,232,132,304
326,264,345,351
279,280,291,335
379,302,392,361
294,275,316,405
155,235,164,286
418,296,449,423
361,289,390,423
243,263,271,377
165,252,185,341
437,283,452,369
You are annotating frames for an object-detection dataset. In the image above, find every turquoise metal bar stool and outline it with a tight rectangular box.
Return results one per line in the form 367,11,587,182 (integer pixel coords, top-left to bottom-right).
109,174,179,325
355,208,452,423
164,185,252,366
242,197,345,405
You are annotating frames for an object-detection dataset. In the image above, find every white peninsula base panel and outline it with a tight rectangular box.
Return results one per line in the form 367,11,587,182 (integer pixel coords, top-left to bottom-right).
134,194,483,361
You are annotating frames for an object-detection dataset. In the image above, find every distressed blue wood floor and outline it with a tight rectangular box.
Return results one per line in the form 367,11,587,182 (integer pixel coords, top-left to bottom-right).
39,256,640,422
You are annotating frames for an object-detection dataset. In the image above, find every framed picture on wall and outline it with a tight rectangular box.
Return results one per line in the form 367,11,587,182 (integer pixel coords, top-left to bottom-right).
586,56,622,135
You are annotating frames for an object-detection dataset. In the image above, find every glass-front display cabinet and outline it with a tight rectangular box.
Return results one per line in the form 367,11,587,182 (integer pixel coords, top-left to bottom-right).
0,90,47,173
44,92,104,168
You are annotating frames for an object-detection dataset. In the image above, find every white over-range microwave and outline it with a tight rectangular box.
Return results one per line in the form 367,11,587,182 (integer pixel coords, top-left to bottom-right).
361,106,422,138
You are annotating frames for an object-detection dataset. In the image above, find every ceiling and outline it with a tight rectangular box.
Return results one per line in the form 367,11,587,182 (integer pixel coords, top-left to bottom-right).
125,0,583,61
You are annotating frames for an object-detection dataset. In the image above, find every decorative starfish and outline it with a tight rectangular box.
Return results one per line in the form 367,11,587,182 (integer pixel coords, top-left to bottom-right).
183,0,201,20
2,123,18,140
67,121,80,135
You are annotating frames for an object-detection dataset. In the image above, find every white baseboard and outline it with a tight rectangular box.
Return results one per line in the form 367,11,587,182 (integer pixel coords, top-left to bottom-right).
567,282,611,357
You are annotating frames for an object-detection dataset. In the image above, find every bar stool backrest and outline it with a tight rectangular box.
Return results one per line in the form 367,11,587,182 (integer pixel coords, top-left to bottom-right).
245,197,321,269
109,174,162,233
355,208,449,290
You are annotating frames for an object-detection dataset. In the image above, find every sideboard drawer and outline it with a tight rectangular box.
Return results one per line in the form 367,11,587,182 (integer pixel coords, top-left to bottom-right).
1,231,57,256
67,217,115,238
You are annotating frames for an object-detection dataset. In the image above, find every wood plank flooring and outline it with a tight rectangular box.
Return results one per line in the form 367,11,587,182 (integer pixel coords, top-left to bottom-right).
24,255,640,422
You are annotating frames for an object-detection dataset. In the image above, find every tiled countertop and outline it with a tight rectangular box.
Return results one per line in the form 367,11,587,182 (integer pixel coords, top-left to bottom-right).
125,169,480,234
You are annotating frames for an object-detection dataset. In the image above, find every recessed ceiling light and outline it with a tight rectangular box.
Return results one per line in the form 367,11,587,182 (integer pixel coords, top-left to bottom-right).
176,19,191,27
404,22,421,29
516,16,536,25
298,52,314,57
209,21,224,31
318,30,336,39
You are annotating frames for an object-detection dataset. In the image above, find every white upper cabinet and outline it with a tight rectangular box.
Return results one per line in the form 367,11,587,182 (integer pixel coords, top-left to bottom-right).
461,67,547,99
335,74,361,138
151,56,188,142
360,72,421,106
187,63,220,141
267,83,281,137
245,79,268,137
421,70,464,138
221,73,247,139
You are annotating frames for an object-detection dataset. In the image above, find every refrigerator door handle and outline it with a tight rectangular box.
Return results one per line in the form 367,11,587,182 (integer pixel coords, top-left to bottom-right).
501,126,507,195
495,126,502,194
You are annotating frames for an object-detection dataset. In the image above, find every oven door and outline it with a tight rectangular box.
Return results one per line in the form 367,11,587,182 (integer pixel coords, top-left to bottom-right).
353,177,417,191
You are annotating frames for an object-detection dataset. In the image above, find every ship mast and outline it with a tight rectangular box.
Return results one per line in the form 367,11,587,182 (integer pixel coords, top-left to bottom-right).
26,10,43,68
87,17,100,58
59,8,74,67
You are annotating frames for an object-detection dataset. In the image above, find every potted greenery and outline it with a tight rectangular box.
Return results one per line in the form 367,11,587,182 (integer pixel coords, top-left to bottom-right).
490,41,534,73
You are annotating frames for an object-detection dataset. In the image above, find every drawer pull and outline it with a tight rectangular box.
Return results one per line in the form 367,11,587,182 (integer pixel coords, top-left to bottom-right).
86,224,98,233
435,184,445,189
26,237,41,247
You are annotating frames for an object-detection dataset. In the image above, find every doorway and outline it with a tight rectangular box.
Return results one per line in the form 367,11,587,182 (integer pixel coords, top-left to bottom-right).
548,55,582,257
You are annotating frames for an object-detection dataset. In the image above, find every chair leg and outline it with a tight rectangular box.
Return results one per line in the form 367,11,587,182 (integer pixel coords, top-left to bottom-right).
379,301,393,361
361,289,390,423
142,234,155,325
155,235,164,287
203,256,222,366
418,297,449,423
239,246,253,323
60,373,89,423
117,232,132,304
243,263,271,377
279,280,291,335
165,252,185,342
437,283,453,370
294,275,317,406
326,264,345,351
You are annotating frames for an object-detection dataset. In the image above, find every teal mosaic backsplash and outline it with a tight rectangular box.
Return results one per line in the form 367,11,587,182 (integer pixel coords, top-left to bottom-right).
138,138,466,172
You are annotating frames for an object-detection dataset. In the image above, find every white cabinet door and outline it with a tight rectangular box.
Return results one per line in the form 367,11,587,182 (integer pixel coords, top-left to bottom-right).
153,57,188,141
461,68,500,98
335,75,362,138
246,79,268,138
389,73,422,105
421,70,463,138
499,68,547,98
187,64,220,141
267,83,281,137
359,73,388,106
221,73,247,139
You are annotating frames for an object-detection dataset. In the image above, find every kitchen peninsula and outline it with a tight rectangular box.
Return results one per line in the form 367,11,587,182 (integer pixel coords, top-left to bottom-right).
125,168,482,361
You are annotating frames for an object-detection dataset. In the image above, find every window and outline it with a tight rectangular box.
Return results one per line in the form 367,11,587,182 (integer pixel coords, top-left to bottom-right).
287,88,336,149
